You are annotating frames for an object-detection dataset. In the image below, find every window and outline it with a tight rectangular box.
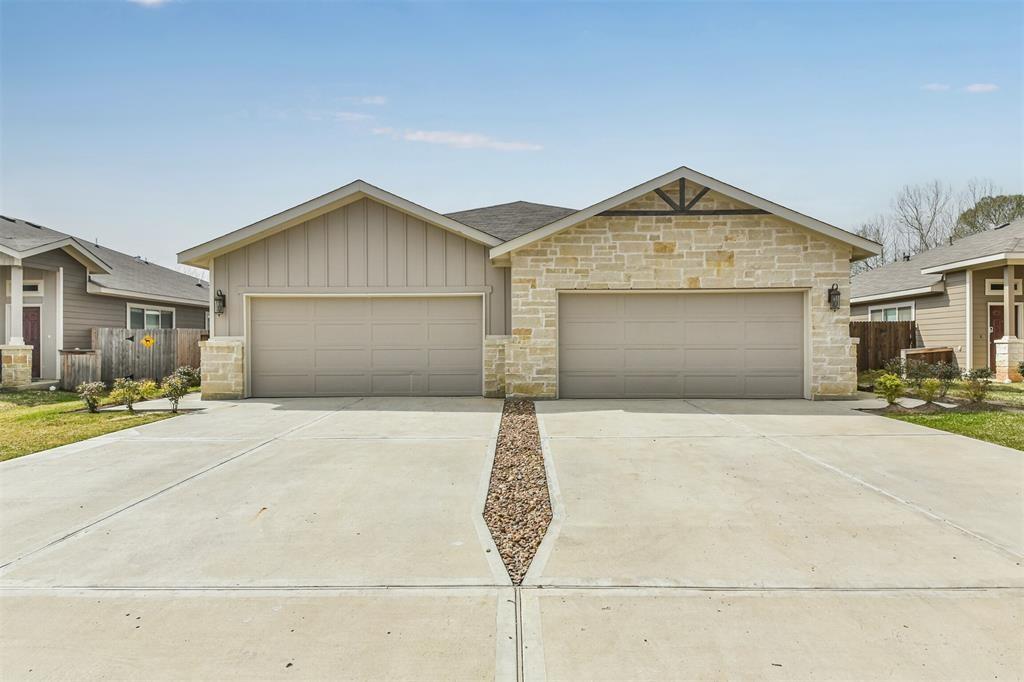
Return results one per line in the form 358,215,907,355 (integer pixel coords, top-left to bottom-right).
868,302,914,321
4,279,44,296
985,278,1023,296
127,305,175,330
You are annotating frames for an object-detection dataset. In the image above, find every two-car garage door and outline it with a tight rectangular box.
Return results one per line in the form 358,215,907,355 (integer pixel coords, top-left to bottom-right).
249,297,482,397
559,292,805,398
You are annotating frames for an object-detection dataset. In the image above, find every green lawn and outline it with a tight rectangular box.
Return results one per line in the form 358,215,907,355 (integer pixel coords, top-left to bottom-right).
888,411,1024,451
0,389,173,462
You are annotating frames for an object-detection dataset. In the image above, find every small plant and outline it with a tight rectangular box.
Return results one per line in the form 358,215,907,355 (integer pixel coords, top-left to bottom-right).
1018,359,1024,379
76,381,106,413
905,360,931,388
882,357,905,377
171,365,201,388
962,368,994,403
918,378,941,404
931,361,960,398
139,379,161,400
109,377,154,414
161,374,190,414
875,372,905,405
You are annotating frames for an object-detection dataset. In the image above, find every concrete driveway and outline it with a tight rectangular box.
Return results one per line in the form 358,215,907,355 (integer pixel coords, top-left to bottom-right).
1,397,1021,680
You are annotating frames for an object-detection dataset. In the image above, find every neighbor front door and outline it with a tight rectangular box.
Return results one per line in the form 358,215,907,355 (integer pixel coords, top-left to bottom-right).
23,307,41,379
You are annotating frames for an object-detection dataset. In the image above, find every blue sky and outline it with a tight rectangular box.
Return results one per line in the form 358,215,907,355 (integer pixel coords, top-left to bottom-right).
1,0,1021,269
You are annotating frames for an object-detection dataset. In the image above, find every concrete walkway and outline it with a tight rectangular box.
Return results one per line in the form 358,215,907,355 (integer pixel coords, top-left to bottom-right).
1,397,1021,679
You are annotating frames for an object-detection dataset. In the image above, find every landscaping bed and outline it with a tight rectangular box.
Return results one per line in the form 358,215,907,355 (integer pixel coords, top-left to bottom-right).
483,399,553,585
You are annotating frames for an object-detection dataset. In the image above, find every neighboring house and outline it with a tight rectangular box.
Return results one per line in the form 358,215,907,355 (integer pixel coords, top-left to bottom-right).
851,218,1024,381
178,165,880,400
1,216,210,386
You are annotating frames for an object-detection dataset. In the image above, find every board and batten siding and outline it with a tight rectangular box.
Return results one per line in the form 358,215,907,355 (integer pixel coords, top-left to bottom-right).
210,197,511,337
18,250,207,350
851,271,969,368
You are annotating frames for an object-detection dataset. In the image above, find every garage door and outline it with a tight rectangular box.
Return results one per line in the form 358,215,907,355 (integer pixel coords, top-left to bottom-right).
559,292,804,398
249,297,482,397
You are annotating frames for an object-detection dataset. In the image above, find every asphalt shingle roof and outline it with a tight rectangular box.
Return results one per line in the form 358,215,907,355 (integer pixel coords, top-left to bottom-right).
446,201,577,242
1,216,209,305
852,218,1024,300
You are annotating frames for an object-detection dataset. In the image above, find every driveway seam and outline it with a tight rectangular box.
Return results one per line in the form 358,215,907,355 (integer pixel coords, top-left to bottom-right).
683,400,1024,561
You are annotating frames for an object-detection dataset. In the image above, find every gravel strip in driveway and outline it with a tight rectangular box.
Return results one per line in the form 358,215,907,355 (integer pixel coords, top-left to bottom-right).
483,400,553,585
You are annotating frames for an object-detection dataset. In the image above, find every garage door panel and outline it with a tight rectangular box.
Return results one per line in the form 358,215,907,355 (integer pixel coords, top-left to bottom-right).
428,322,480,344
623,373,681,397
559,292,803,399
623,320,679,344
250,296,481,397
623,348,680,370
314,323,370,345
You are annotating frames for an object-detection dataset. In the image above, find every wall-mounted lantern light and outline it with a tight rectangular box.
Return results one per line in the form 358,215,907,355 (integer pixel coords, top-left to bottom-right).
214,289,227,315
827,283,841,312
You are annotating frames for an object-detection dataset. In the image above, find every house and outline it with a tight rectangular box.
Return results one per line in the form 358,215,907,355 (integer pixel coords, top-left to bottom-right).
851,218,1023,382
177,166,880,400
1,216,210,387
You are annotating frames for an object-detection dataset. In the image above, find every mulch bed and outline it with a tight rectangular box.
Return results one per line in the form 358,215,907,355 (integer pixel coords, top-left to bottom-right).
861,401,1007,416
483,399,553,585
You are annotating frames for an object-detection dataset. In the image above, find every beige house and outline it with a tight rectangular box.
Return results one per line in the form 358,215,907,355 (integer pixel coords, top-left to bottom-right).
178,166,880,400
1,216,209,388
851,219,1024,382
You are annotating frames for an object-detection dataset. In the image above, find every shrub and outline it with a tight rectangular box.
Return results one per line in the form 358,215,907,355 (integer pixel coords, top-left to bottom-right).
930,361,960,398
161,374,190,414
962,368,994,403
918,378,941,404
905,360,931,388
109,377,159,413
1019,359,1024,379
171,365,201,388
882,357,905,377
875,373,905,405
76,381,106,413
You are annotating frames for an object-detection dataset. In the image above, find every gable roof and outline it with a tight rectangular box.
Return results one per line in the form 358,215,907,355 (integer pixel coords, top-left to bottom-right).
445,201,577,242
178,180,503,267
1,215,209,305
487,166,881,260
851,218,1024,302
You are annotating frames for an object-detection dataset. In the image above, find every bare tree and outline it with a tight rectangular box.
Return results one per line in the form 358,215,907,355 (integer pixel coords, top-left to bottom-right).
891,180,958,253
852,215,897,274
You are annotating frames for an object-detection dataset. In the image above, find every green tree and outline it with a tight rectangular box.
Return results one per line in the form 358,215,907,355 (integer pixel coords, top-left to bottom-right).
954,194,1024,238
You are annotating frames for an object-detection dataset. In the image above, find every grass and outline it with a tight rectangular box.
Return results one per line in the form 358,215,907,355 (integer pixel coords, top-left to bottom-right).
0,389,173,462
888,411,1024,451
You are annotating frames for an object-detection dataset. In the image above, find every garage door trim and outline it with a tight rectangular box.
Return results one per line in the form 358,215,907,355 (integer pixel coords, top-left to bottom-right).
243,292,487,398
555,289,811,400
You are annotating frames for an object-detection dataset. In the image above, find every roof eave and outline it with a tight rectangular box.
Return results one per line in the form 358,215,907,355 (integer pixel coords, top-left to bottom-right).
0,238,111,274
86,281,209,307
179,180,502,268
488,165,882,260
850,282,946,305
919,252,1024,275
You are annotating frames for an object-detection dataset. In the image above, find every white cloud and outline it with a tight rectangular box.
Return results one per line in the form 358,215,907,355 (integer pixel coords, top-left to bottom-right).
373,127,542,152
333,111,373,122
347,95,388,106
965,83,998,93
921,83,950,92
128,0,172,6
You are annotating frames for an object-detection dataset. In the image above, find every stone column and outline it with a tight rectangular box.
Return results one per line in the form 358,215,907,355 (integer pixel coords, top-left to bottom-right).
199,337,245,399
483,335,511,398
1,345,33,388
994,264,1022,382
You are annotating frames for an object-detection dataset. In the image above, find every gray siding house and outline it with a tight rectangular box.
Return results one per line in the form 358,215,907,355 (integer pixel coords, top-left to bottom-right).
851,218,1023,381
180,166,880,401
1,216,209,385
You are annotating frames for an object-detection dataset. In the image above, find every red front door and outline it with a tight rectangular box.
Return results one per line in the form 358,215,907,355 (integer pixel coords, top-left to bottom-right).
23,307,41,379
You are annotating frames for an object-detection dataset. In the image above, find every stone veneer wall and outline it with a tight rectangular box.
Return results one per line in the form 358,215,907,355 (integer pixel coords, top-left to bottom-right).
0,345,33,388
504,184,857,399
199,337,245,399
994,338,1023,383
484,335,511,397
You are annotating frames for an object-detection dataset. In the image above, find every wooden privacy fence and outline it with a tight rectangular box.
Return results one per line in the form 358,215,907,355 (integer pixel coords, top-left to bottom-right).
58,350,101,390
90,328,205,384
849,321,917,372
